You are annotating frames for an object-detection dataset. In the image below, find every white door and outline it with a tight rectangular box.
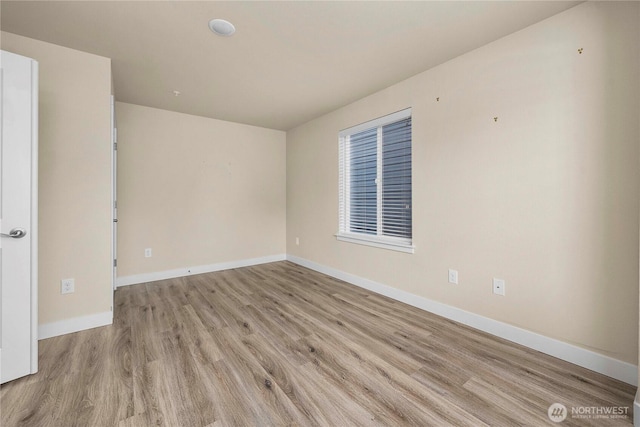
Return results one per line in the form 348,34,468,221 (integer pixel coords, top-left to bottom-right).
0,50,38,384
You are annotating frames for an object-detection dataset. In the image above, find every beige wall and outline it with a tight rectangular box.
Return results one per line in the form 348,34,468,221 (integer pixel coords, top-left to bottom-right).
287,2,639,365
115,102,286,277
1,32,113,324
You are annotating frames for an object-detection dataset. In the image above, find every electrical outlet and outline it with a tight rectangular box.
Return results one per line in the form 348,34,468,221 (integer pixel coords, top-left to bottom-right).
493,278,506,296
61,278,75,294
448,269,458,284
296,237,300,246
145,248,152,258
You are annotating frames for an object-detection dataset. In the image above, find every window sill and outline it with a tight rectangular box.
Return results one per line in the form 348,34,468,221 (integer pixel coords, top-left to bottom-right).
335,233,414,254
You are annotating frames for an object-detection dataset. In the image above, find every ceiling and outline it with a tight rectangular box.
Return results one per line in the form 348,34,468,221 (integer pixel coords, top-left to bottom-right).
1,1,581,130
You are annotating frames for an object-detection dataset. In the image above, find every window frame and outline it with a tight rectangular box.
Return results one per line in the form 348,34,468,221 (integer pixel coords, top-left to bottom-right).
337,108,414,254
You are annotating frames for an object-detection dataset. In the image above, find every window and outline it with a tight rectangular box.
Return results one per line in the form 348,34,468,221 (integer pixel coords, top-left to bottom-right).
337,108,413,253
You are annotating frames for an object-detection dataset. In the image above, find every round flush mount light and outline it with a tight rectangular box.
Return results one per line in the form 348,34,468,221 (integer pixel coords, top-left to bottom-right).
208,19,235,37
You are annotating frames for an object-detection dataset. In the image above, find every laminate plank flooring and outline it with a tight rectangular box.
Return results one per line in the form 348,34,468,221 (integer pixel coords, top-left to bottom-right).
1,261,635,426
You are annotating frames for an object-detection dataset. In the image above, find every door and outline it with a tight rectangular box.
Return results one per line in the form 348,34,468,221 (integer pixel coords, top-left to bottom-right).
0,50,38,384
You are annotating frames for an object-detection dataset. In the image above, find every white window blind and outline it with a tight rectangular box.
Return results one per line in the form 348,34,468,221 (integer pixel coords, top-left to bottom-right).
348,127,378,235
338,108,413,253
381,117,412,239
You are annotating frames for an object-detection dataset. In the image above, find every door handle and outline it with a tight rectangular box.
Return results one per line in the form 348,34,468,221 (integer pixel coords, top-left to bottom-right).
1,227,27,239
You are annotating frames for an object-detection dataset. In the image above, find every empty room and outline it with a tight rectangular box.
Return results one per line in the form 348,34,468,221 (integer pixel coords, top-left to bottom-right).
1,1,639,426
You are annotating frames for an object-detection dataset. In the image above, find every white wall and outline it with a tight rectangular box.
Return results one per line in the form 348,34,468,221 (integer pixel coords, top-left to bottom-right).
115,102,286,281
1,32,113,328
286,2,639,366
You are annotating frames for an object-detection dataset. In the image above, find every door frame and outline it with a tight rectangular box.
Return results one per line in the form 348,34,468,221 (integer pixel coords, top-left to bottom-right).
29,58,38,373
111,95,117,295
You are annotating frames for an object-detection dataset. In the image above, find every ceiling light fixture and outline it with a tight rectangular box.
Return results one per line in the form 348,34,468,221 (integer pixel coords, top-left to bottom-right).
208,19,235,37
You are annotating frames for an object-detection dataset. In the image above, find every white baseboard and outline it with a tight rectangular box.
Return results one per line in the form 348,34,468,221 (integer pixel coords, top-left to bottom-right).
286,255,638,387
38,311,113,340
116,254,287,288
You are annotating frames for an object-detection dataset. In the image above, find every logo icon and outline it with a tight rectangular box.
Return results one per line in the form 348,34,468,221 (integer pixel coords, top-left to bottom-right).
548,403,567,423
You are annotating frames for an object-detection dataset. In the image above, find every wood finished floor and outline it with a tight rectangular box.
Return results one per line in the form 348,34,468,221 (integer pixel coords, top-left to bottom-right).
1,261,635,426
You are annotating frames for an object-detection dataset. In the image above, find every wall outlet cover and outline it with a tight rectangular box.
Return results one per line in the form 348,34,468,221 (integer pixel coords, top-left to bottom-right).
448,269,459,284
493,278,506,296
61,278,75,294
